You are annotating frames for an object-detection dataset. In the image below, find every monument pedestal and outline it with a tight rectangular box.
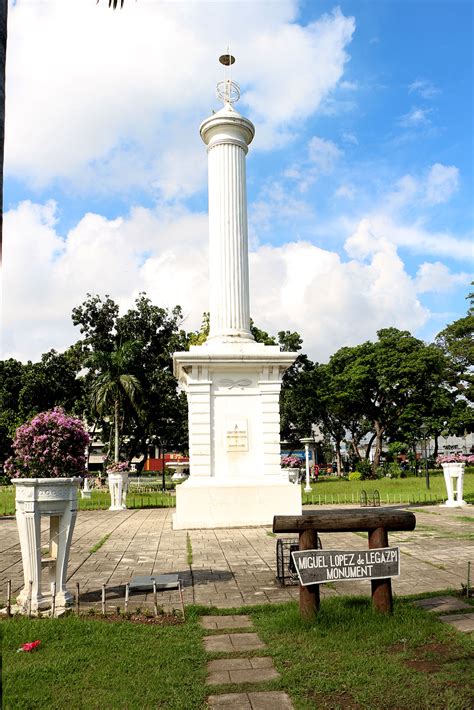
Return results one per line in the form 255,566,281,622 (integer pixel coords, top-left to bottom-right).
173,478,301,529
172,341,302,529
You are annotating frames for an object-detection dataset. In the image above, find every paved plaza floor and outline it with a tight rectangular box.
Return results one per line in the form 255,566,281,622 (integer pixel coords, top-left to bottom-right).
1,504,472,612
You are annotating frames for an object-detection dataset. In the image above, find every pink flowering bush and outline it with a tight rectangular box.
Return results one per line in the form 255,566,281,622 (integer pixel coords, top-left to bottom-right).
5,408,90,479
106,461,129,473
436,454,474,464
281,455,302,468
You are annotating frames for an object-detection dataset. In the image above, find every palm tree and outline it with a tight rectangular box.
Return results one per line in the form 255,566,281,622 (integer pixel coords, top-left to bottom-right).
88,341,141,464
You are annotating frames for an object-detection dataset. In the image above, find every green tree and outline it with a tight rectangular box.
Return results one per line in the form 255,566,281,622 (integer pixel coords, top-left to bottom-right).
0,359,25,465
72,293,188,466
351,329,448,471
88,341,142,464
17,350,84,421
435,286,474,441
436,287,473,394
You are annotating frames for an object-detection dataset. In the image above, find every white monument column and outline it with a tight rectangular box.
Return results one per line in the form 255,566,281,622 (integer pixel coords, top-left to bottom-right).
172,55,302,529
201,103,254,341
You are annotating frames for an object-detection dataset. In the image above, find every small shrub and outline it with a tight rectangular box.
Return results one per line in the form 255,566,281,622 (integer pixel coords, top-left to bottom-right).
348,471,362,481
5,408,90,479
385,463,402,479
355,459,373,480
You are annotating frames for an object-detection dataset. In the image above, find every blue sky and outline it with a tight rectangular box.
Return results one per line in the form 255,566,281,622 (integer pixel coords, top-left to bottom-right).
3,0,473,362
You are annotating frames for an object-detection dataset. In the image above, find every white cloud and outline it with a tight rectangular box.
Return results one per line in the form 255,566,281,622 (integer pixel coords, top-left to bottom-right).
414,262,470,293
339,80,358,91
308,136,342,173
250,239,428,360
408,79,440,99
424,163,459,205
249,181,315,239
283,135,343,192
335,184,356,199
345,214,472,263
385,163,460,210
399,106,432,128
3,200,209,360
341,130,358,145
6,1,355,194
4,198,441,364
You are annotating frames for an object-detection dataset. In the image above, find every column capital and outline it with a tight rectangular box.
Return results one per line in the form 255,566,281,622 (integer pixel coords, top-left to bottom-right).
200,104,254,150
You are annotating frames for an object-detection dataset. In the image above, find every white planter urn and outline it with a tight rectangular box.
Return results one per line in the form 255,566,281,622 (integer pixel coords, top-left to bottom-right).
441,463,467,507
12,477,81,613
107,471,129,510
81,476,91,499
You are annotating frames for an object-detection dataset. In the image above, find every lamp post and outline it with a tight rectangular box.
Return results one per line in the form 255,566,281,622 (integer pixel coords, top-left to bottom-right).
420,423,430,490
300,437,313,493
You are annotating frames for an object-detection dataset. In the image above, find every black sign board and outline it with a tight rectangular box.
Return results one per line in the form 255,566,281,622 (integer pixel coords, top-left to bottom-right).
291,547,400,586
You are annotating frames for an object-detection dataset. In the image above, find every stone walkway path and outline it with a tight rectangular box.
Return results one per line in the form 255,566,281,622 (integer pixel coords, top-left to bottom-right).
1,504,472,617
413,595,474,632
202,614,293,709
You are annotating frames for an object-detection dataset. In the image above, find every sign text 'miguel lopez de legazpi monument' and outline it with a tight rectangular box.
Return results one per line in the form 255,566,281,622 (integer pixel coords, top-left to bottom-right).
172,54,302,529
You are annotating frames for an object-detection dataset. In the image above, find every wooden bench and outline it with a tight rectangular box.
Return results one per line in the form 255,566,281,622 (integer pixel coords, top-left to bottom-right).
273,508,416,617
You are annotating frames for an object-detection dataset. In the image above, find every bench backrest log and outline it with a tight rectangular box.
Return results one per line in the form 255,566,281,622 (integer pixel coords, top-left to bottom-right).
273,508,416,617
273,509,416,534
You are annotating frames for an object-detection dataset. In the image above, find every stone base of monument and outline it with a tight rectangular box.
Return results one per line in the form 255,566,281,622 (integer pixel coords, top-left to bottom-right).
173,477,302,529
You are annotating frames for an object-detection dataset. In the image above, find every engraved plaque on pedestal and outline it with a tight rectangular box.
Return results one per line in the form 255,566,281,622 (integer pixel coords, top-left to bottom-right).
226,419,248,452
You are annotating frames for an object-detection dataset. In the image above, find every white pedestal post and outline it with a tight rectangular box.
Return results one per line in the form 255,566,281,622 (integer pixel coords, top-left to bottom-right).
441,463,467,507
81,476,91,499
13,478,80,613
107,471,129,510
301,438,313,493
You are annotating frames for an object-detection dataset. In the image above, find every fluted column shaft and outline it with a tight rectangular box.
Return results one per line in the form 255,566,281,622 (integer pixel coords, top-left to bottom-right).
208,141,250,338
200,105,255,342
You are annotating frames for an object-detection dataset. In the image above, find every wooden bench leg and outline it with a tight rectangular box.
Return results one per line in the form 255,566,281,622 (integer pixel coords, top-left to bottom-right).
368,526,392,613
299,529,320,619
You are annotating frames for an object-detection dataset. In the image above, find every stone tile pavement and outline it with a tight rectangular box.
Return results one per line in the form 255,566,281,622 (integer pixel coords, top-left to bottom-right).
413,595,474,632
1,504,472,616
201,613,292,708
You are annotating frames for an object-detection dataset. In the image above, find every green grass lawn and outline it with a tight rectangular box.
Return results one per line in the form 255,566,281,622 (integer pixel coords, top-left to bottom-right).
0,487,175,516
302,470,474,506
249,596,474,710
1,471,473,515
1,610,207,710
2,596,473,709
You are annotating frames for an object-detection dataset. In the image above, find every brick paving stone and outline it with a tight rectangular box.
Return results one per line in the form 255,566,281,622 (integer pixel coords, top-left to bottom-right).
2,504,474,613
201,615,254,630
208,659,253,671
228,668,279,684
412,596,472,613
438,613,474,633
207,693,252,708
248,691,294,709
207,692,294,709
207,657,279,686
204,633,265,653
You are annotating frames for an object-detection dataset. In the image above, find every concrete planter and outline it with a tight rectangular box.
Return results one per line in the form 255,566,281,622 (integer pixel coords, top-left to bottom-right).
81,476,91,499
441,462,467,507
107,471,129,510
12,477,81,613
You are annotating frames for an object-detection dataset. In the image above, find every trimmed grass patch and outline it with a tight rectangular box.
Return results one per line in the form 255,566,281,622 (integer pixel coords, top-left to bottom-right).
249,597,474,710
89,533,110,554
0,488,175,516
186,532,193,566
2,612,207,710
302,471,474,506
2,597,473,710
